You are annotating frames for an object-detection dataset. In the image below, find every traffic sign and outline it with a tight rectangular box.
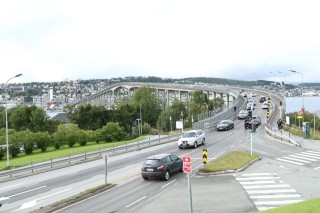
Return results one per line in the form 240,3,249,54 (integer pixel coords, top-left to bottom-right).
297,111,303,116
202,149,208,164
183,156,192,173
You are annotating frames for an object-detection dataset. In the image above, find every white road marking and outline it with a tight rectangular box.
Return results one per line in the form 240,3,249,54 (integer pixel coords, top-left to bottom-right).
162,180,176,188
284,156,311,163
247,189,296,194
126,196,146,208
295,153,320,160
250,194,302,199
18,188,71,210
0,183,23,192
254,199,304,206
314,167,320,170
303,151,320,157
306,150,320,155
240,173,275,176
236,177,280,181
276,158,304,165
243,184,291,189
289,155,317,161
7,186,47,199
239,180,277,185
216,151,225,157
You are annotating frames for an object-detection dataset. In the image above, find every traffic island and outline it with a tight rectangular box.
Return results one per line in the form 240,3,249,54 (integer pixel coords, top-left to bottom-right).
198,150,261,175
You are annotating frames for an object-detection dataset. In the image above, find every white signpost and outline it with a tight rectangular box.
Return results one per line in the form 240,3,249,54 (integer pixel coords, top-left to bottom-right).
183,156,193,213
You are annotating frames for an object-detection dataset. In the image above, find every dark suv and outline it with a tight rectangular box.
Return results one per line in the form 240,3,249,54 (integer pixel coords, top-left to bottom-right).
141,154,183,181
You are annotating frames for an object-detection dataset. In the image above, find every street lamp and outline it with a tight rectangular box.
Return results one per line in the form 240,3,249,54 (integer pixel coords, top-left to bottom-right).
5,74,22,167
289,70,304,111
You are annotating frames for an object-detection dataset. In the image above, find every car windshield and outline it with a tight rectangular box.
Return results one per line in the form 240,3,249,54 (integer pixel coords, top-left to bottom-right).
143,159,161,166
182,132,196,138
220,121,229,124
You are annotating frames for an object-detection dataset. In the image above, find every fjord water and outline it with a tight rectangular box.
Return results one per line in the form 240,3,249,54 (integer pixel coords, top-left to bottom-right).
285,96,320,113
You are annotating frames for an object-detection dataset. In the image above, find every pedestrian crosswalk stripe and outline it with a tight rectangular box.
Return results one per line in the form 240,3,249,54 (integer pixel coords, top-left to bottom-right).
276,158,304,165
303,151,320,157
254,200,304,206
239,180,277,185
247,189,296,194
236,176,280,181
306,150,320,155
240,173,275,176
295,153,320,160
243,184,290,189
250,194,301,199
289,155,317,161
283,156,310,163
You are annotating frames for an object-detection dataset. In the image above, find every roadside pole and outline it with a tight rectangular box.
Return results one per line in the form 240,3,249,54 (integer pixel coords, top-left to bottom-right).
187,173,193,213
104,154,108,184
183,156,193,213
250,132,253,156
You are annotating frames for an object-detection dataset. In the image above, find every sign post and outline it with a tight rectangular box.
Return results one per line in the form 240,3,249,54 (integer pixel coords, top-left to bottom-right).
104,154,108,184
183,156,193,213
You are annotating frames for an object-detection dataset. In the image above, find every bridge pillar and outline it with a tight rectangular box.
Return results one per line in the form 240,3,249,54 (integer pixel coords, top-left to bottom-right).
227,94,230,108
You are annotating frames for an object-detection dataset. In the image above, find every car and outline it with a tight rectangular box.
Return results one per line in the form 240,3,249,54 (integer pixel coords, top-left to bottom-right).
244,115,261,129
216,119,234,131
246,102,254,110
249,92,256,97
261,101,269,109
141,154,183,181
238,110,249,120
178,130,205,149
259,96,267,103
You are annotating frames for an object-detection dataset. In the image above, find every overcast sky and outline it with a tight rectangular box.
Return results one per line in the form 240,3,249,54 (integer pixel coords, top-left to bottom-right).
1,0,319,84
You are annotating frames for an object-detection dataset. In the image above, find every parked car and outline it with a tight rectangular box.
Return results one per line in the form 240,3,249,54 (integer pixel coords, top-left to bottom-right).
244,115,261,129
178,130,205,149
238,110,249,120
216,120,234,131
141,154,183,181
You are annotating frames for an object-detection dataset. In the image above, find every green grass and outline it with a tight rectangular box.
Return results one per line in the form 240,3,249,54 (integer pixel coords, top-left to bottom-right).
255,198,320,213
199,150,260,173
284,125,320,140
0,136,147,170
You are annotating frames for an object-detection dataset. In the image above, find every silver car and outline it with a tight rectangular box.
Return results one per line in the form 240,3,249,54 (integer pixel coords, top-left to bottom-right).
178,130,205,149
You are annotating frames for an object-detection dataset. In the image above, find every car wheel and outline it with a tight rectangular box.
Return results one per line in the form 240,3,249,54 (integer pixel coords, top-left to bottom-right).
179,165,183,172
179,146,182,149
194,142,198,148
226,126,229,131
202,138,205,145
142,176,148,180
164,171,170,181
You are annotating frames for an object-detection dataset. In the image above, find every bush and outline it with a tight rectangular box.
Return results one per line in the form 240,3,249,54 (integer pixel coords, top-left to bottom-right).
0,146,5,160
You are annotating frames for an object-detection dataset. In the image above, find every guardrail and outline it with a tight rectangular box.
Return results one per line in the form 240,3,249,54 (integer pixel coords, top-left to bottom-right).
0,134,181,181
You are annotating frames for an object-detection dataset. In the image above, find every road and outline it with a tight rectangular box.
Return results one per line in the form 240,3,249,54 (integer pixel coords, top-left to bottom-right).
1,93,320,212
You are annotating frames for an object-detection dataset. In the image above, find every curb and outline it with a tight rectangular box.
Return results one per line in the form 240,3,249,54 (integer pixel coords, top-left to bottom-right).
197,157,262,176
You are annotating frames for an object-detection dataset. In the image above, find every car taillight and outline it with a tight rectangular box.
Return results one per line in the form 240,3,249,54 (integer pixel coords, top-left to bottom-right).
157,165,164,171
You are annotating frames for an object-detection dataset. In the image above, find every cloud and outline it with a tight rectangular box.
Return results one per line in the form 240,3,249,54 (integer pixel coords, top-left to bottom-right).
1,0,320,83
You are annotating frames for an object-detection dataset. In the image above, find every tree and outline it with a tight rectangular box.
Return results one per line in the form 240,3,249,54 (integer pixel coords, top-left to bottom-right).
131,86,161,127
115,101,136,136
53,123,81,148
99,122,125,142
33,132,52,152
30,108,47,132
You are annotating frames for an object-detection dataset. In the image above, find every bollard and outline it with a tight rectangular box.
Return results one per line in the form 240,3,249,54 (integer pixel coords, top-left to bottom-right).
51,158,53,168
69,154,71,164
31,161,34,173
126,141,127,150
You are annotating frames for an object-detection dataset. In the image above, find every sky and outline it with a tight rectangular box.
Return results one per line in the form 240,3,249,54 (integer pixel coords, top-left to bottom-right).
1,0,320,84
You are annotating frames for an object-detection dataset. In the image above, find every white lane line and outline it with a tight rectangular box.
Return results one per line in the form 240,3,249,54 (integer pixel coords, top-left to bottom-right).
0,183,23,192
230,145,236,149
162,180,176,188
276,158,304,165
254,199,304,206
243,184,291,189
257,206,277,211
240,173,275,176
289,155,317,161
250,194,302,199
7,186,47,198
239,180,277,185
18,188,71,211
247,189,296,194
236,177,280,181
126,196,146,208
216,151,225,158
283,157,311,163
295,154,320,160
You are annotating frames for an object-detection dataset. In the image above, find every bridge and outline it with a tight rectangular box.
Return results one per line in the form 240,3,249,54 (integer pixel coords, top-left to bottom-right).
73,82,240,109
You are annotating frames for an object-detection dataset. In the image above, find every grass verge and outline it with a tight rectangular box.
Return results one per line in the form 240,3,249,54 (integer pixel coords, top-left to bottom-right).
199,150,260,173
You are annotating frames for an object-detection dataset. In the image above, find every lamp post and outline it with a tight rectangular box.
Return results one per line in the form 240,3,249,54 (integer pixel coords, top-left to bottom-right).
289,70,304,111
5,74,22,167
